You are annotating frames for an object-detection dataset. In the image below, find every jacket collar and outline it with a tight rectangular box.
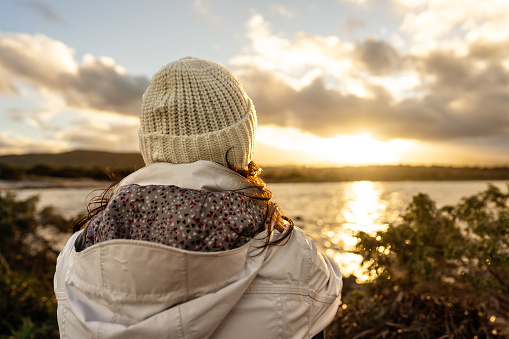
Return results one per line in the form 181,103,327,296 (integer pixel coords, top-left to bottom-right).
116,160,259,194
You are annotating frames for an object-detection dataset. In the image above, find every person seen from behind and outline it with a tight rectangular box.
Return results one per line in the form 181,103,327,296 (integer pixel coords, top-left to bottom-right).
54,56,342,339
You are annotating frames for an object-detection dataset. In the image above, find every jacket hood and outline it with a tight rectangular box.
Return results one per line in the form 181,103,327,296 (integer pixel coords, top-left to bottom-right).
58,161,278,338
62,231,271,338
55,161,342,339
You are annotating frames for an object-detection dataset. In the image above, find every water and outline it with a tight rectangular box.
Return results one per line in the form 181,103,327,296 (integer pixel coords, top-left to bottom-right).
4,180,508,279
4,185,107,217
270,180,508,279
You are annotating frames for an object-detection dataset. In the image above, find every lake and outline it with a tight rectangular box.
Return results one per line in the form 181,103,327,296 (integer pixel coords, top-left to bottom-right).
4,180,508,280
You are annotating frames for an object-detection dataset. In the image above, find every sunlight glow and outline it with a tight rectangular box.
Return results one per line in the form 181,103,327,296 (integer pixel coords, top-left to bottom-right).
308,182,391,282
335,181,390,282
257,126,414,165
342,181,388,235
319,133,410,165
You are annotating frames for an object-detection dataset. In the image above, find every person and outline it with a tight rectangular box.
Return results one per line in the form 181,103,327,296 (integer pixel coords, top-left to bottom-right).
54,56,342,339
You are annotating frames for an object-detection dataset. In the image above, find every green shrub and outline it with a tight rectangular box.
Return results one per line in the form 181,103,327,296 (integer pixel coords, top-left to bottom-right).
329,184,509,338
0,163,25,181
0,193,70,338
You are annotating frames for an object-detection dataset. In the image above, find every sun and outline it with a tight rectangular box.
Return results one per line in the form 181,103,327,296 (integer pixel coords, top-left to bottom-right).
256,126,415,166
317,133,412,165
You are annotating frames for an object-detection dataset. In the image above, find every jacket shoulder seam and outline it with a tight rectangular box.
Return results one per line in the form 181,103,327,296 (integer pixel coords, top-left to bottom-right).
177,305,185,338
244,285,338,303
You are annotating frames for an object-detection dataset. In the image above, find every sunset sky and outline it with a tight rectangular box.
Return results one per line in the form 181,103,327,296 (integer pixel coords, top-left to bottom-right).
1,0,509,166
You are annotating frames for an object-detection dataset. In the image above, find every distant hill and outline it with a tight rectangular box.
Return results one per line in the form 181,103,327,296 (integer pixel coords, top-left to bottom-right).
2,150,509,181
0,150,145,170
262,165,509,182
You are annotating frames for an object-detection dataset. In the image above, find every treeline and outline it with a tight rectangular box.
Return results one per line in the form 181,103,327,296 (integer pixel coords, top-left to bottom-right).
3,161,509,182
263,165,509,182
0,150,144,169
0,162,132,181
2,150,509,182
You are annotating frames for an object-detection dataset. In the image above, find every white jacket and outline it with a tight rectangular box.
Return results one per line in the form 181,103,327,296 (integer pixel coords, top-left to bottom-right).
54,161,342,339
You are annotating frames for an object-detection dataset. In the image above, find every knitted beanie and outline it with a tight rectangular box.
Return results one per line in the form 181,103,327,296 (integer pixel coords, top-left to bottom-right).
139,56,257,169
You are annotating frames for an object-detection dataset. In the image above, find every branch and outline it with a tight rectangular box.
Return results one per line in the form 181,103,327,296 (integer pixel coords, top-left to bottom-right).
0,250,13,276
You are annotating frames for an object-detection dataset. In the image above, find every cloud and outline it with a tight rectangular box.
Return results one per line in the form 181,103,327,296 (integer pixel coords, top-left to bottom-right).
275,55,504,141
8,108,24,121
239,69,397,139
468,38,509,61
233,14,509,144
394,0,509,51
415,48,509,138
64,55,149,115
0,77,17,95
340,16,366,36
0,131,69,155
233,14,408,90
2,9,508,158
339,0,369,5
231,14,355,89
354,38,404,75
241,62,509,142
0,111,140,155
58,127,136,152
193,0,219,26
269,4,295,18
0,33,149,116
19,0,67,25
54,116,140,153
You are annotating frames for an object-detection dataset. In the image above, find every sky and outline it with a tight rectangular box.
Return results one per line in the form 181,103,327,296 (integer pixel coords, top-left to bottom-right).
1,0,509,166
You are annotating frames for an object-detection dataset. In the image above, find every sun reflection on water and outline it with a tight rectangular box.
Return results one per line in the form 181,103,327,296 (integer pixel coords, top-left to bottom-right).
342,181,388,235
327,181,390,282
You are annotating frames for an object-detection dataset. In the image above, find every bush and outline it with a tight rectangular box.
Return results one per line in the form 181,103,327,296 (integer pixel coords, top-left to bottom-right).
0,193,71,338
0,161,132,181
328,184,509,338
0,163,25,181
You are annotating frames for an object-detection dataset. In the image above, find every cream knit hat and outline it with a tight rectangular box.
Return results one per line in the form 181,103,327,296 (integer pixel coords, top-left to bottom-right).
139,56,257,169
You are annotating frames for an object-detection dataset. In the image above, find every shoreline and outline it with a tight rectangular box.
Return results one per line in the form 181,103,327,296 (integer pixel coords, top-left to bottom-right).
0,177,110,191
2,177,509,191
